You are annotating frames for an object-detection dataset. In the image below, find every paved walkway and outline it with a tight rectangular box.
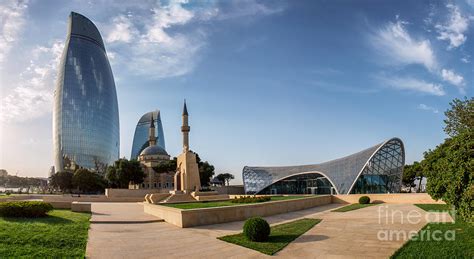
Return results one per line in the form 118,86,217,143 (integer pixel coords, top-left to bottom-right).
86,203,452,259
90,203,163,223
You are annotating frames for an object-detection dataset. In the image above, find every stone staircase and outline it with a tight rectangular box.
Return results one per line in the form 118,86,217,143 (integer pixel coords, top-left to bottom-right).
160,194,196,204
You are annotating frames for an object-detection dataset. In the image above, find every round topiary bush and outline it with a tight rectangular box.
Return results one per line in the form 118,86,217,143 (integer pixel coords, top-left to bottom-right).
0,201,53,218
359,196,370,204
243,217,270,242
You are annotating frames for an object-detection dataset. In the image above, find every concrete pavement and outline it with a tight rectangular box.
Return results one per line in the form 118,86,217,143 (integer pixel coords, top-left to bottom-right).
86,202,452,259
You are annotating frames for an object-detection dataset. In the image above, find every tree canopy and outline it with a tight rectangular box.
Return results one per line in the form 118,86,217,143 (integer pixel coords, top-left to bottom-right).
106,159,145,188
50,171,74,192
216,173,235,186
72,169,106,193
443,97,474,137
422,97,473,221
402,162,423,192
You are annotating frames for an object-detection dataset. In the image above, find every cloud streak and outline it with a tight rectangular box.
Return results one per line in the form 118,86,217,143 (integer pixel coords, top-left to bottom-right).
375,75,445,96
0,0,28,67
418,103,439,114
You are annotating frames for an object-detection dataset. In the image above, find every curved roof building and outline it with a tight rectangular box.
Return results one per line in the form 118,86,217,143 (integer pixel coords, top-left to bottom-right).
131,111,166,160
53,12,119,171
243,138,404,195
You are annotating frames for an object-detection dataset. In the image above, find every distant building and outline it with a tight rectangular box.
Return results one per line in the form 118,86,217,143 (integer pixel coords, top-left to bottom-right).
243,138,405,195
135,114,173,190
53,12,119,172
131,111,166,160
0,169,8,177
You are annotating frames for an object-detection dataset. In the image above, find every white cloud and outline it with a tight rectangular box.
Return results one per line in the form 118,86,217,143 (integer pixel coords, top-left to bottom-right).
461,56,470,63
441,68,465,88
435,4,469,49
0,40,64,122
105,15,137,43
0,0,28,66
376,75,445,96
418,104,439,113
371,19,437,71
104,0,281,79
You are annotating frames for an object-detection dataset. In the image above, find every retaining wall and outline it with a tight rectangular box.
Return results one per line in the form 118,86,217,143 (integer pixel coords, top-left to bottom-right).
144,195,332,228
105,188,164,198
332,193,444,204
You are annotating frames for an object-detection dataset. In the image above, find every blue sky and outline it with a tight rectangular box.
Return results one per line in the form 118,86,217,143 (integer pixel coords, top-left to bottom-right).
0,0,472,183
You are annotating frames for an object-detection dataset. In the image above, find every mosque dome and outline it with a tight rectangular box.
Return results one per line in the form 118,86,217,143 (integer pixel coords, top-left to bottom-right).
140,145,169,156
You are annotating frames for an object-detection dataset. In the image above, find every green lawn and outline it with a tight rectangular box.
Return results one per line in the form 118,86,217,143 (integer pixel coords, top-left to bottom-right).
218,218,321,255
391,204,473,258
163,196,309,209
414,203,451,212
0,209,91,257
331,203,376,212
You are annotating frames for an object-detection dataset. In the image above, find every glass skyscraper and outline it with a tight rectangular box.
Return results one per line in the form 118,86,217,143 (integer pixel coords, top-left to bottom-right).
130,111,166,160
53,12,119,171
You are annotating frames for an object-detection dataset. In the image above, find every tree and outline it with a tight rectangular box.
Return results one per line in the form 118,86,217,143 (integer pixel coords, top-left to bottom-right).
153,157,177,174
403,162,424,193
199,161,215,187
402,164,417,192
195,153,215,186
106,159,145,188
72,169,105,193
216,173,235,186
424,129,473,221
443,97,473,137
50,171,74,192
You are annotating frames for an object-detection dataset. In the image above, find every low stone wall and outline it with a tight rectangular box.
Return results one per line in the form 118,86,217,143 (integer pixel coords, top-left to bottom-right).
332,193,444,204
105,188,164,198
71,201,91,212
214,185,245,195
144,195,332,228
43,195,145,203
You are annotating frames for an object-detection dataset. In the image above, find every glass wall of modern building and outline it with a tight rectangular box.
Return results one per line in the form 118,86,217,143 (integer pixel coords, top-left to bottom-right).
258,173,334,195
53,12,119,171
130,111,166,160
243,138,405,195
349,139,404,194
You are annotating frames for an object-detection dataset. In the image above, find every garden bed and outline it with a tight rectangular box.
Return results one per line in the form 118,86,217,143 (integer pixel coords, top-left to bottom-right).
218,218,321,255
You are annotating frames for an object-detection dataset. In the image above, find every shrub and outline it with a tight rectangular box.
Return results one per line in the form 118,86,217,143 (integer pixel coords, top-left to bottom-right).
0,201,53,218
5,191,11,196
359,196,370,204
231,196,271,204
243,217,270,242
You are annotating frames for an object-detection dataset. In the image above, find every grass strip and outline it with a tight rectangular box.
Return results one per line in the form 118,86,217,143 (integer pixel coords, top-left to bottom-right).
163,196,309,209
218,218,321,255
331,203,376,212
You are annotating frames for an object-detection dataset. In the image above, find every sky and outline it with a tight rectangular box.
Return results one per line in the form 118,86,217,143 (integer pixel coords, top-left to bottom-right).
0,0,472,184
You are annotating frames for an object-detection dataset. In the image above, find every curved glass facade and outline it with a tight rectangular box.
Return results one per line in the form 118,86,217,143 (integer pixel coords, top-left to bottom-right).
53,12,119,171
130,111,166,160
243,138,405,195
350,139,404,194
258,173,334,195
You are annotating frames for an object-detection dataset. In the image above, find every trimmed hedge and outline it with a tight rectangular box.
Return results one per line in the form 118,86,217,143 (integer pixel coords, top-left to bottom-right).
243,217,271,242
0,201,53,218
359,196,370,204
231,196,271,204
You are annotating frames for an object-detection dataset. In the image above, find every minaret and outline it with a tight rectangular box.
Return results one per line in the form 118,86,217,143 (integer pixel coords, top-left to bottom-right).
149,113,156,146
181,100,190,152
